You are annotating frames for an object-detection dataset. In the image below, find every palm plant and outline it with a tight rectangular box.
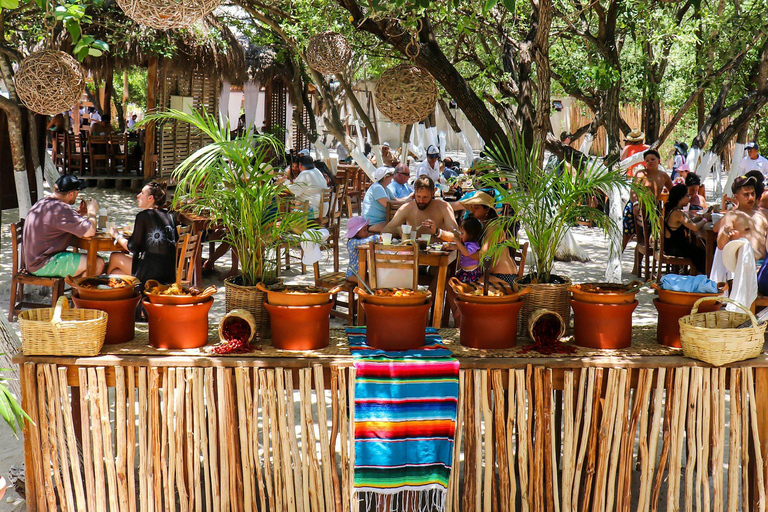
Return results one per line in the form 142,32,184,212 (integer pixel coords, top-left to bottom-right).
478,135,660,283
148,109,314,286
0,358,29,438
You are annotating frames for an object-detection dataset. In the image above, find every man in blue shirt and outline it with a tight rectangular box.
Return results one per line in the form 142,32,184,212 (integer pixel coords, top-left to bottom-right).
387,163,413,199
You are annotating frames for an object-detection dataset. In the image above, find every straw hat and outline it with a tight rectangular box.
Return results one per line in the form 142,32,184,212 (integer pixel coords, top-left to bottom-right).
722,239,751,272
625,129,645,143
460,191,495,208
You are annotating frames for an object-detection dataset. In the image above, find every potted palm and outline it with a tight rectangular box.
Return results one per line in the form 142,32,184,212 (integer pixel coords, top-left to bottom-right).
479,136,659,344
150,109,314,341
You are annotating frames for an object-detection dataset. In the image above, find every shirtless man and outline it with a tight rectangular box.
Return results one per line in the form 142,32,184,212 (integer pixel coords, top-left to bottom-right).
622,149,675,251
382,176,458,241
717,175,768,261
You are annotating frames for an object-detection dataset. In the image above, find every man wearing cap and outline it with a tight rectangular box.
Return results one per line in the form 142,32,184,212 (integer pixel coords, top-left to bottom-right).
382,176,458,241
362,167,396,232
387,163,413,199
283,155,329,217
415,145,444,185
738,142,768,178
620,129,649,177
22,175,103,277
717,175,768,261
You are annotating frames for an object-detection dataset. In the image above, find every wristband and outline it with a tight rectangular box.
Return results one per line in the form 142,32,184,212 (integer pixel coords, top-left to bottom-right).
435,228,442,239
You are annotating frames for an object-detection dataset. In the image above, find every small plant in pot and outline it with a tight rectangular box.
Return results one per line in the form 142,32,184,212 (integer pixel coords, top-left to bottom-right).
152,109,315,341
478,134,659,336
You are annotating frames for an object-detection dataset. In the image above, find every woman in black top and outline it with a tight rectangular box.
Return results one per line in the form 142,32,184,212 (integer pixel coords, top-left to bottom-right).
107,182,178,283
663,184,708,274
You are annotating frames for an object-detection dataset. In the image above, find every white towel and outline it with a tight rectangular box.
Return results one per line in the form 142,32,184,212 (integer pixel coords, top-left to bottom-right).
708,247,733,284
724,239,757,312
300,228,330,266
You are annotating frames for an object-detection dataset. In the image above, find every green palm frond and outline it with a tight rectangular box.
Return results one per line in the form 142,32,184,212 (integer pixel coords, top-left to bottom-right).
0,354,30,438
478,133,659,283
147,109,315,286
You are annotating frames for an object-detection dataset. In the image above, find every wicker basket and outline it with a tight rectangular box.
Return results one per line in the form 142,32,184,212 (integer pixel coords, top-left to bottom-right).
218,309,257,344
224,277,270,341
679,297,766,366
518,277,572,335
19,297,107,356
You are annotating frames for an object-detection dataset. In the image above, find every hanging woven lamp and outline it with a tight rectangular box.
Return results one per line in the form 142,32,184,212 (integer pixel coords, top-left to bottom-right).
115,0,220,30
305,31,352,75
14,50,85,116
374,63,437,125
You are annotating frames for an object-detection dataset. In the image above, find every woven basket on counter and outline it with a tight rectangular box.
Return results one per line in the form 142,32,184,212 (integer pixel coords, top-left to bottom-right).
19,297,107,356
224,277,270,341
518,277,572,335
679,296,766,366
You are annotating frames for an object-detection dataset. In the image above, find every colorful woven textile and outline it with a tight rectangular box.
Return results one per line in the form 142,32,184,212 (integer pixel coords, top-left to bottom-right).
348,327,459,511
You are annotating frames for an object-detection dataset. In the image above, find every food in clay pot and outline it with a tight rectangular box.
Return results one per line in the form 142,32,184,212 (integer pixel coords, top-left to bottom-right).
256,282,341,306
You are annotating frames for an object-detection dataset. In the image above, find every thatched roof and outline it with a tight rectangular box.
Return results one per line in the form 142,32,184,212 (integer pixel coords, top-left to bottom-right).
58,5,245,84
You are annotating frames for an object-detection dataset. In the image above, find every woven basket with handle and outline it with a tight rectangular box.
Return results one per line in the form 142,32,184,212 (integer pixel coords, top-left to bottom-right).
19,297,107,356
224,277,270,341
679,296,766,366
518,277,572,335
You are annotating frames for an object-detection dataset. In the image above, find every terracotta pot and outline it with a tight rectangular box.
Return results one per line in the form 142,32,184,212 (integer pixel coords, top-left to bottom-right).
652,282,728,307
257,282,341,306
449,277,531,304
568,282,640,305
66,274,139,300
456,299,524,349
264,301,333,350
570,299,638,349
143,297,213,349
354,287,432,306
653,298,722,348
361,302,432,350
72,292,142,344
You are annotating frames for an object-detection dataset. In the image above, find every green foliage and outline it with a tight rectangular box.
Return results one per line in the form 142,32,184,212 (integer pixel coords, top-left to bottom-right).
149,109,315,286
479,134,660,283
0,358,30,438
113,67,148,110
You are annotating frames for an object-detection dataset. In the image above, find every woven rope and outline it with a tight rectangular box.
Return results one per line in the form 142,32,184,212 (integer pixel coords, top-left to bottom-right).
306,31,352,75
375,63,437,125
115,0,220,29
14,51,85,116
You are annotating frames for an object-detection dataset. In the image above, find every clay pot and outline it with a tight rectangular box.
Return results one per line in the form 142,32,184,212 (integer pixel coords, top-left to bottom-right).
449,277,531,304
361,302,432,350
354,287,432,306
257,282,341,306
72,292,142,344
66,274,139,300
568,282,640,305
653,298,722,348
143,297,213,349
652,282,728,307
264,301,333,350
456,299,524,349
570,299,638,349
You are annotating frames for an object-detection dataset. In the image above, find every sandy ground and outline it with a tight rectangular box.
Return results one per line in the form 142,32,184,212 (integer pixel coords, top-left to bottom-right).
0,173,720,510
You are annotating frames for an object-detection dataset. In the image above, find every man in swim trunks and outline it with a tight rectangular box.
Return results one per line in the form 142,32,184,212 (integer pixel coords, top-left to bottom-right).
622,149,674,251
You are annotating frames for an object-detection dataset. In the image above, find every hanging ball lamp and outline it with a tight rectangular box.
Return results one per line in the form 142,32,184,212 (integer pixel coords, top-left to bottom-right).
14,50,85,116
115,0,221,30
374,63,437,125
305,31,352,75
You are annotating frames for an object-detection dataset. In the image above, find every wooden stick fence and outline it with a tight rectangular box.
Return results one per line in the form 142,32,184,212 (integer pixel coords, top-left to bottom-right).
18,362,768,511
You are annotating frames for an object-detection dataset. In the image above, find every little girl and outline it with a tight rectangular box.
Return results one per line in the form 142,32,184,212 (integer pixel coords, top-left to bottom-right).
453,217,484,283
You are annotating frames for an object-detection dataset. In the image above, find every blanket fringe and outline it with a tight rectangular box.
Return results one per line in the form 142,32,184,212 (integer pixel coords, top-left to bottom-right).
357,488,447,512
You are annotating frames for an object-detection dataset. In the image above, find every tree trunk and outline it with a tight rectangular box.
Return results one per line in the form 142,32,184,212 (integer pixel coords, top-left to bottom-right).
0,54,32,215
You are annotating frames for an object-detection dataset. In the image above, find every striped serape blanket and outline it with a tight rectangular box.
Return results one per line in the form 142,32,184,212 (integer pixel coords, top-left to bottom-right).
348,327,459,512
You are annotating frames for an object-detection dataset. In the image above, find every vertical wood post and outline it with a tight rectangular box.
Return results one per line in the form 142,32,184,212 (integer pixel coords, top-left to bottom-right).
143,56,158,180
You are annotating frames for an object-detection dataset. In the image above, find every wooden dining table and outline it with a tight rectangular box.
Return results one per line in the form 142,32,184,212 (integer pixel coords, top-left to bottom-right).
697,221,718,276
356,244,457,328
71,231,125,277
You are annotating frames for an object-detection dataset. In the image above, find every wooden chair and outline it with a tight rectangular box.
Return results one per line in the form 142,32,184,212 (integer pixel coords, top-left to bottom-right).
88,134,110,176
316,184,344,272
275,199,311,276
386,200,406,223
53,132,68,174
367,240,419,289
8,221,66,321
632,206,656,280
176,232,202,285
67,132,86,175
511,241,529,279
345,166,365,217
313,262,357,325
109,133,128,173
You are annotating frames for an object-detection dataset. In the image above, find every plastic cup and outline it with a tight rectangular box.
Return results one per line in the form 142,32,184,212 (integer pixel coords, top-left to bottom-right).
401,224,412,235
381,233,393,245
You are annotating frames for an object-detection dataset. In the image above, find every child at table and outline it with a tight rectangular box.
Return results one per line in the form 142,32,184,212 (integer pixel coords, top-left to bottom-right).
450,217,483,283
346,216,379,283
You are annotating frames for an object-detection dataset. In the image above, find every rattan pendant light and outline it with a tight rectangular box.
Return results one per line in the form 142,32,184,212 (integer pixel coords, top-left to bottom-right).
14,50,85,116
115,0,221,30
374,63,437,125
305,31,352,75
